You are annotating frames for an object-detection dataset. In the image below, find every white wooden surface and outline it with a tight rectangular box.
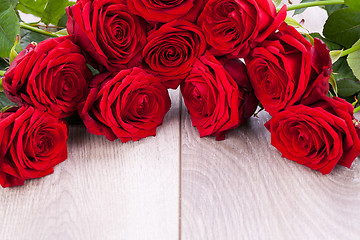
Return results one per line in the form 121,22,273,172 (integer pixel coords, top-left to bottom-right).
1,3,360,240
181,109,360,240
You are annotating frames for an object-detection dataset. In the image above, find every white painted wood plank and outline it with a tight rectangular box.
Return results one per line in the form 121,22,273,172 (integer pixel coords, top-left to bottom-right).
181,109,360,240
0,90,180,240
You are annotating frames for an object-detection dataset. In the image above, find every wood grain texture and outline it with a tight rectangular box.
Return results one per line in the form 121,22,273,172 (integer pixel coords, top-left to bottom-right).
181,108,360,240
181,3,360,239
0,90,180,240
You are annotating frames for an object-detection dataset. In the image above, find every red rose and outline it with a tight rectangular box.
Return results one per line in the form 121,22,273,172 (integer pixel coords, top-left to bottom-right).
66,0,147,71
143,19,206,89
3,36,91,119
198,0,287,58
0,106,68,188
246,23,332,116
219,57,259,124
181,52,258,140
79,67,171,142
127,0,205,22
265,97,360,174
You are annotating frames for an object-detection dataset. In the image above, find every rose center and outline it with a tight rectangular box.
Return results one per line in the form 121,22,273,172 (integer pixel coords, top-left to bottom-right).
263,71,283,100
298,133,309,149
112,21,126,40
34,133,54,155
216,2,238,18
136,95,150,115
190,85,207,115
165,47,178,61
58,73,76,100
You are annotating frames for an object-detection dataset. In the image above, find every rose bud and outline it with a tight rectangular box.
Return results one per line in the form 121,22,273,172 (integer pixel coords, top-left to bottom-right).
78,67,171,143
198,0,287,58
127,0,205,23
265,97,360,175
245,23,332,116
142,19,207,89
0,106,68,188
2,35,92,119
66,0,147,72
181,52,258,140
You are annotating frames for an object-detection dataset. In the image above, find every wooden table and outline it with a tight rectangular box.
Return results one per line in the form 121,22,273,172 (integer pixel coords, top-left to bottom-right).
1,3,359,240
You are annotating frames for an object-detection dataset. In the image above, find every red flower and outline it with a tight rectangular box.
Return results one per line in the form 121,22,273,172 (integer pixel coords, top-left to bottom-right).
0,106,68,188
79,67,171,142
246,23,332,116
66,0,147,71
143,19,206,89
127,0,205,22
265,97,360,174
181,52,258,140
3,36,92,118
198,0,287,58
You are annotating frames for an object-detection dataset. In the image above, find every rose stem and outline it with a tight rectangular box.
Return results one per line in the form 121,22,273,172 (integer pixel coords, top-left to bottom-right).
340,44,360,57
20,22,59,38
277,0,345,12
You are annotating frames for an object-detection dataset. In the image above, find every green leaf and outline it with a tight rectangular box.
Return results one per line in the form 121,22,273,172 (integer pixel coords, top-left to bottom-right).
0,92,15,109
20,28,51,49
285,16,307,30
323,8,360,48
9,34,19,64
41,0,69,26
0,105,16,112
10,0,18,8
304,33,314,45
18,0,74,26
87,64,99,76
345,0,360,12
57,13,68,28
0,58,9,70
329,73,338,96
17,0,47,18
333,57,357,81
309,33,343,51
337,78,360,97
330,50,343,64
347,38,360,80
272,0,282,7
55,28,68,37
0,0,20,58
324,4,347,15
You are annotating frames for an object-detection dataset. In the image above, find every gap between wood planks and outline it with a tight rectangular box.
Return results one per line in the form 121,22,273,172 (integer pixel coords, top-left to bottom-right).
178,91,183,240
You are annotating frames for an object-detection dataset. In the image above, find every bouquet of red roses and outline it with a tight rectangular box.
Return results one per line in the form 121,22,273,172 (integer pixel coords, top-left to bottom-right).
0,0,360,187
